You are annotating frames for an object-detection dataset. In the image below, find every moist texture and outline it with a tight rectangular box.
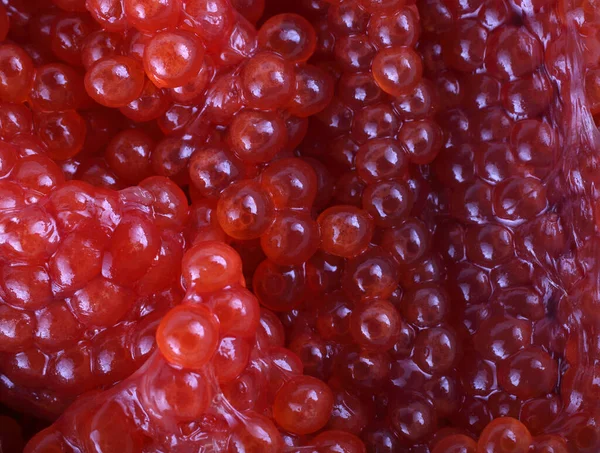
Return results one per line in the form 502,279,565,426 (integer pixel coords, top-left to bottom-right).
0,0,597,452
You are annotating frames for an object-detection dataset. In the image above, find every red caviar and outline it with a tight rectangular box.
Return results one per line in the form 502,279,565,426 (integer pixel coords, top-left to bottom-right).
0,0,595,452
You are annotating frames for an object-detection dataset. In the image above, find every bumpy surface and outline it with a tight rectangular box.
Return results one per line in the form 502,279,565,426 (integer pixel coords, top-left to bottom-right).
0,162,187,418
0,0,599,452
